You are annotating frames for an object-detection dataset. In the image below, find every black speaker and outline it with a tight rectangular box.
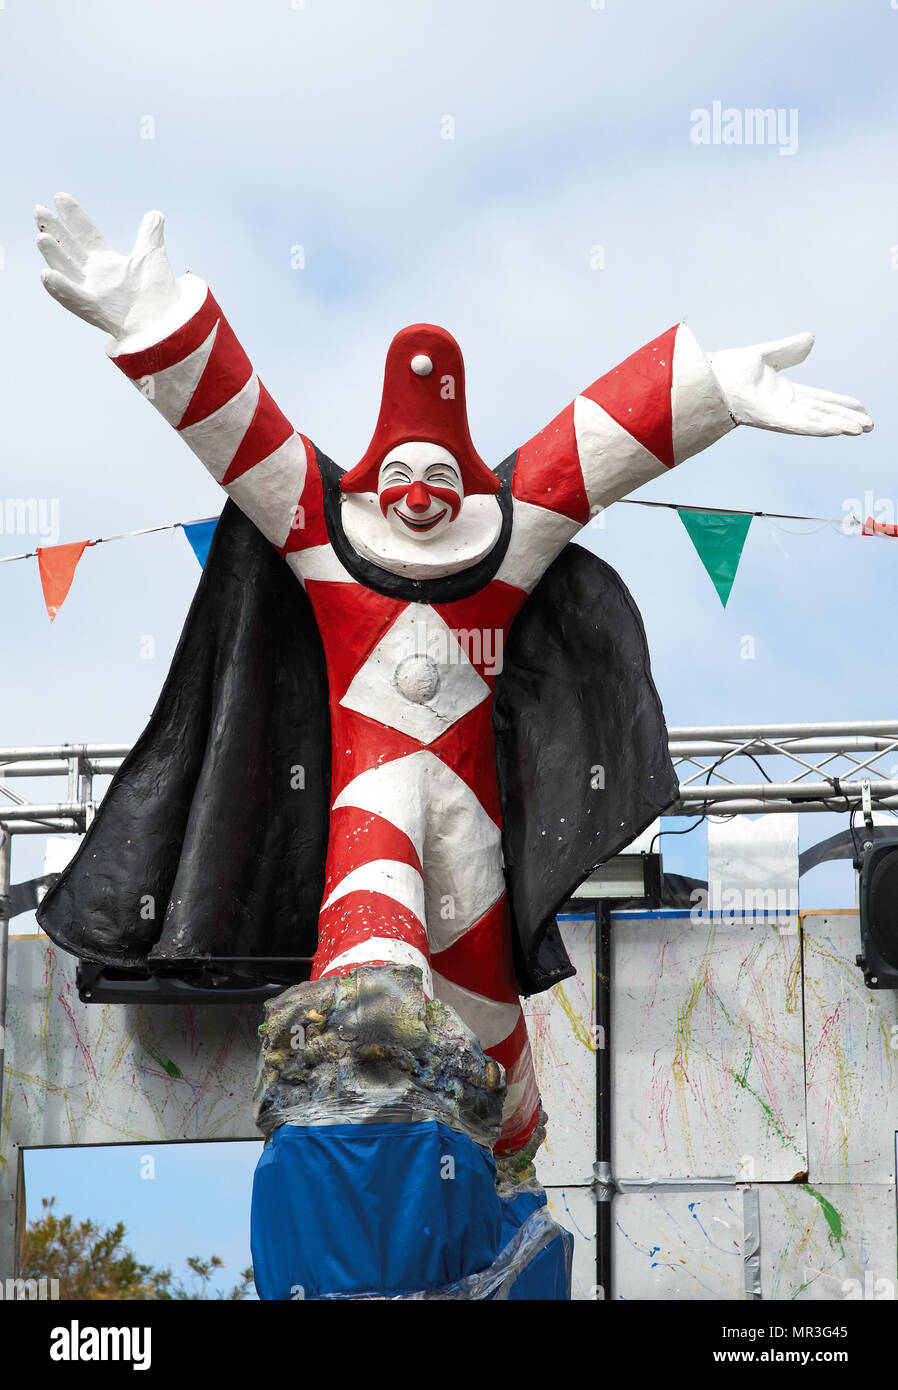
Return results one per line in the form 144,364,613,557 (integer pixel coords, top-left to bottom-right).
856,837,898,989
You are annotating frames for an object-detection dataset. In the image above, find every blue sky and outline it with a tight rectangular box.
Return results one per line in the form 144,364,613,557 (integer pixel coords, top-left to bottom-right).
4,0,898,1291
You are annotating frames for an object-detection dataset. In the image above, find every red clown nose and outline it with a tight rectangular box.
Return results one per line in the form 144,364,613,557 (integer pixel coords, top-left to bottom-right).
404,482,430,512
340,324,500,497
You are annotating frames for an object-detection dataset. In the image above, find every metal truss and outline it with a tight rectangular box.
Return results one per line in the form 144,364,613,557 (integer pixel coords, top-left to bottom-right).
2,723,898,836
0,745,128,835
667,720,898,816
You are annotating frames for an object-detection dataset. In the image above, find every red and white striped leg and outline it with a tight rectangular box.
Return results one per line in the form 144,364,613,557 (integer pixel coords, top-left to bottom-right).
310,804,432,994
311,761,542,1155
430,893,541,1154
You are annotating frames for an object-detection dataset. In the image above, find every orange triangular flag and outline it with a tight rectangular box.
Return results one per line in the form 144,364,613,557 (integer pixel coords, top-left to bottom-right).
36,540,91,623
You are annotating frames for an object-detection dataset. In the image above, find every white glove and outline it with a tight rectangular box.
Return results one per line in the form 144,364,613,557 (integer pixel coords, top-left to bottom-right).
35,193,204,354
708,333,873,437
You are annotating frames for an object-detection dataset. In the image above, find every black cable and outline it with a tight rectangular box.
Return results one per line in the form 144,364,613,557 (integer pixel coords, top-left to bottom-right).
848,805,862,866
650,814,710,853
740,752,775,784
652,748,765,851
818,790,853,815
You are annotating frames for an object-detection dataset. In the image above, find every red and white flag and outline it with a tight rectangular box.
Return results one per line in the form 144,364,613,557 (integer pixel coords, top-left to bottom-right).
862,515,898,539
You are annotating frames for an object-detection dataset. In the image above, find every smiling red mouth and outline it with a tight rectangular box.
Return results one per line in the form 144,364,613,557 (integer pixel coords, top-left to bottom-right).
395,508,448,532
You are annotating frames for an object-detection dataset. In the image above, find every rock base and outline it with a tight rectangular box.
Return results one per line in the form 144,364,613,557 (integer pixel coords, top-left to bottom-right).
254,964,506,1151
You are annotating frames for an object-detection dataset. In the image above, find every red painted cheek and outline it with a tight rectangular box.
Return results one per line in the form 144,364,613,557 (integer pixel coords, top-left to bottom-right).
425,484,462,521
379,483,410,517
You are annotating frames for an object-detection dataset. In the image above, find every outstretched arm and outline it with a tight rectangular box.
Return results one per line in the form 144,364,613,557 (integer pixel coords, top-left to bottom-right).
497,323,872,591
35,194,325,556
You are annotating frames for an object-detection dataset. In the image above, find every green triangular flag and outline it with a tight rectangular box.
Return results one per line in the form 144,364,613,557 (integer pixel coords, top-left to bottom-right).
677,509,752,607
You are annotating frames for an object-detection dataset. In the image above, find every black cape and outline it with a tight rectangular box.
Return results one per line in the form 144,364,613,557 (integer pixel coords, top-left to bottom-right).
37,497,677,996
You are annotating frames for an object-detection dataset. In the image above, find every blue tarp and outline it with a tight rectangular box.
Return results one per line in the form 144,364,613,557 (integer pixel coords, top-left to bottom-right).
496,1188,574,1301
251,1120,572,1300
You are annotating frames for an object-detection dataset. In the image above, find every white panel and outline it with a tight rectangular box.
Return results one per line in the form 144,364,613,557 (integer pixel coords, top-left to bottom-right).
613,914,807,1180
613,1189,748,1301
543,1186,596,1301
706,814,799,924
803,911,898,1183
759,1183,897,1301
527,918,596,1185
2,939,259,1153
43,836,78,875
613,1183,898,1302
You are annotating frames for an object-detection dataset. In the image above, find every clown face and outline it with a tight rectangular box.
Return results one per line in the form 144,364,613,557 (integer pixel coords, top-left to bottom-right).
378,443,463,543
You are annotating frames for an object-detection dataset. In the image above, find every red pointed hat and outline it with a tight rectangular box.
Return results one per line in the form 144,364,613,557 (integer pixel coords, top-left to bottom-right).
340,323,499,495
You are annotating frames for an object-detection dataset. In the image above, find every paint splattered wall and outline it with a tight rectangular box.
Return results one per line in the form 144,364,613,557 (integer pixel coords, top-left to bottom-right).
609,911,897,1301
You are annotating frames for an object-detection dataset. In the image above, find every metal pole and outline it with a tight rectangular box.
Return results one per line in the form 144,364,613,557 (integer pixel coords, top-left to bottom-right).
670,736,898,756
0,760,123,777
0,823,80,835
0,743,131,761
0,830,11,1135
594,901,613,1300
0,802,90,820
675,778,898,802
666,798,898,817
667,720,898,740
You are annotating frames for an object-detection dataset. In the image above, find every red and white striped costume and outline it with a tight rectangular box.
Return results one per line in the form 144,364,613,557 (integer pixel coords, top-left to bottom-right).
109,284,735,1152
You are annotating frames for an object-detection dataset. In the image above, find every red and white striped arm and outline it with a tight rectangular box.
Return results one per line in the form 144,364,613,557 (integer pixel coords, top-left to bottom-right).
496,323,737,592
107,280,320,553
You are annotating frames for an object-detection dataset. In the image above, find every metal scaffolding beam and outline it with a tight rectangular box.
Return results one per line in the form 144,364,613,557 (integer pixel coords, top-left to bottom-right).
666,721,898,818
3,725,898,835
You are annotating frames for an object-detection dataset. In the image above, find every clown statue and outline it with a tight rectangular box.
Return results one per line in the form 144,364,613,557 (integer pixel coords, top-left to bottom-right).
35,196,871,1299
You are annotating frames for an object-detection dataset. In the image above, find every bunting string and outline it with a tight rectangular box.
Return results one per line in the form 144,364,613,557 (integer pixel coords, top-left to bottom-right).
0,500,885,622
0,518,216,565
618,499,852,526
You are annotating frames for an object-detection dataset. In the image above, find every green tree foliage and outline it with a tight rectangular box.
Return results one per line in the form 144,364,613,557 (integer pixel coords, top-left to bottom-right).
20,1198,254,1300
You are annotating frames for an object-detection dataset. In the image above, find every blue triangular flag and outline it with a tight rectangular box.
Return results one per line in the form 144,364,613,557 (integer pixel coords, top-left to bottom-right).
183,518,218,568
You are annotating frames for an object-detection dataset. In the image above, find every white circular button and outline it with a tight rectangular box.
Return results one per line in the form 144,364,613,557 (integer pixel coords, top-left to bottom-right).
410,354,433,376
393,655,441,704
